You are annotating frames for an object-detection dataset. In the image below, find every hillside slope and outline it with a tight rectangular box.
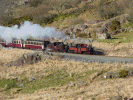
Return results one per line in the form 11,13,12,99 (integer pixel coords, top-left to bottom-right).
0,0,132,41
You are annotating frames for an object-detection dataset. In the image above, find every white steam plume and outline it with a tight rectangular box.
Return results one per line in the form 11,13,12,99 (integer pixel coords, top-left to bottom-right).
0,21,65,43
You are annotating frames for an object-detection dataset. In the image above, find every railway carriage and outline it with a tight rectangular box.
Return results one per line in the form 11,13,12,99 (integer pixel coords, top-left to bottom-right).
24,39,50,50
7,39,22,48
0,41,6,47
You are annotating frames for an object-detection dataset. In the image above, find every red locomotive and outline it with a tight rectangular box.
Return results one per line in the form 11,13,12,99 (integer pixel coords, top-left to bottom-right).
69,43,93,54
47,42,69,52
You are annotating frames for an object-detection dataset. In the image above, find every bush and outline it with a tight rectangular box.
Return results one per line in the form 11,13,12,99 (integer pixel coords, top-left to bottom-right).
126,2,133,23
76,33,88,38
0,14,12,26
70,18,85,25
98,0,111,7
1,16,33,27
82,4,94,12
119,70,128,78
33,14,58,25
29,0,43,7
110,20,121,34
97,1,123,19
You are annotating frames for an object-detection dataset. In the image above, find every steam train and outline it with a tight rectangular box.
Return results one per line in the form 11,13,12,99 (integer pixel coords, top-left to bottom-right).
0,39,94,54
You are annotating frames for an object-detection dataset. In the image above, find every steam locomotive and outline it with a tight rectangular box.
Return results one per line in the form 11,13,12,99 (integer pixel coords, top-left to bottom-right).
0,39,94,54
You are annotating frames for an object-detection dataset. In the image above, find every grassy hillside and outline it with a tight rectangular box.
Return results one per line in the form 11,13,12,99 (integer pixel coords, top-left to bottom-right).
0,0,133,42
0,48,133,100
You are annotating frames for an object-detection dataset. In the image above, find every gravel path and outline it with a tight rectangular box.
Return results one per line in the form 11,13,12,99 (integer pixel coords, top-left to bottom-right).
51,52,133,64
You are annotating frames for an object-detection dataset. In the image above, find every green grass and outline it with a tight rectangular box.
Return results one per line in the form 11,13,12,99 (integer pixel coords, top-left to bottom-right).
122,22,133,28
97,32,133,43
19,69,76,94
0,78,19,90
0,68,103,95
77,70,97,82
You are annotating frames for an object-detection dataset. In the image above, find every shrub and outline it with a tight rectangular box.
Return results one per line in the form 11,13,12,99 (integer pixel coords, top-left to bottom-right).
76,33,89,38
97,1,123,19
119,70,128,78
98,0,111,7
70,18,85,25
33,14,58,25
1,16,33,27
29,0,43,7
82,3,94,12
0,14,12,26
110,20,121,34
126,2,133,23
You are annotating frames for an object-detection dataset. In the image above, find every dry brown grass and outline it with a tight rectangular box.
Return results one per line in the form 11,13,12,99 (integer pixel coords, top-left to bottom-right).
0,48,34,63
2,61,132,100
91,42,133,57
0,48,133,100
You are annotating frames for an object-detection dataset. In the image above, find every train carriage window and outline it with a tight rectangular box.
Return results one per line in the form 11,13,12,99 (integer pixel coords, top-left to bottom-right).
31,42,33,44
28,41,30,44
38,42,42,45
37,42,38,45
54,43,56,46
14,41,16,43
34,42,37,45
81,44,84,47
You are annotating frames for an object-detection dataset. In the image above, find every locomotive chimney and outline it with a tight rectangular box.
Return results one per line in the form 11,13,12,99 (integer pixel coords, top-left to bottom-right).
66,42,68,46
71,43,72,46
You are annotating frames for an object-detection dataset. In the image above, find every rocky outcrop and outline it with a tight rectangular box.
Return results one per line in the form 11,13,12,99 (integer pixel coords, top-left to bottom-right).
104,70,133,79
62,24,90,37
61,14,129,40
5,0,29,8
6,52,48,67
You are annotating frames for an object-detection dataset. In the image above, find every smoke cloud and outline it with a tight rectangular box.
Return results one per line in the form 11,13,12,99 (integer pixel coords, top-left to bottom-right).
0,21,65,43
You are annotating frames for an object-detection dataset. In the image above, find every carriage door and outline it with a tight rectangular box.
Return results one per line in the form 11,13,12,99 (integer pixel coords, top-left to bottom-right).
77,44,80,52
22,40,24,48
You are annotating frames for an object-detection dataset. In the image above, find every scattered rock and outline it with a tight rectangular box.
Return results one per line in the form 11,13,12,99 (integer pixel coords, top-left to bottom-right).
116,41,121,43
106,71,119,78
0,44,3,49
10,88,22,94
88,38,94,42
127,70,133,77
129,28,133,32
4,84,8,90
73,24,88,33
16,82,20,86
104,75,106,78
97,33,111,39
19,84,24,87
130,97,133,100
29,77,35,82
96,27,108,33
123,37,126,40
